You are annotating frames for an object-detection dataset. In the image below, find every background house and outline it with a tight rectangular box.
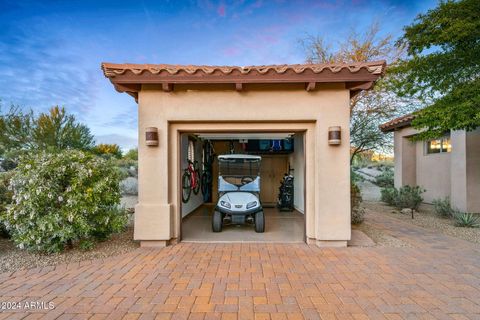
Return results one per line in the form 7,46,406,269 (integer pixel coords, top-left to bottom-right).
380,114,480,213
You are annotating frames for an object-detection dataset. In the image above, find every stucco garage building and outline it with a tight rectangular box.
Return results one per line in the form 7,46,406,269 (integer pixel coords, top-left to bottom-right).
381,114,480,213
102,61,385,247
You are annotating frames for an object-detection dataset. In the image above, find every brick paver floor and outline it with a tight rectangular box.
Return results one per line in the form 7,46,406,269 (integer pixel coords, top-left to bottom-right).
1,212,480,320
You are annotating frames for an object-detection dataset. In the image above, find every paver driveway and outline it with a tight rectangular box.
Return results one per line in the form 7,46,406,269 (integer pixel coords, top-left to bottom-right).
1,213,480,320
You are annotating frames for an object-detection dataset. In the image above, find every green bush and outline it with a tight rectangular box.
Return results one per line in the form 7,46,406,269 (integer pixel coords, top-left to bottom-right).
351,182,365,224
350,168,364,184
433,197,454,218
123,148,138,161
454,211,480,228
375,168,394,188
1,150,128,253
0,171,13,238
381,185,424,210
395,186,424,210
381,187,398,206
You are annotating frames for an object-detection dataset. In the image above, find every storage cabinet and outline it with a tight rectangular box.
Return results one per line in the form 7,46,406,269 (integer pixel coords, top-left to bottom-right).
260,155,288,206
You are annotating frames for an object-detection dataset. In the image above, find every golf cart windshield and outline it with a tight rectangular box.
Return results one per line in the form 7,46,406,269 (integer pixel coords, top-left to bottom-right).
218,155,261,192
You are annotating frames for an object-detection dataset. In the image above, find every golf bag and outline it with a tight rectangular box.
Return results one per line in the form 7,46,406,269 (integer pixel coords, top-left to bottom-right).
278,173,294,211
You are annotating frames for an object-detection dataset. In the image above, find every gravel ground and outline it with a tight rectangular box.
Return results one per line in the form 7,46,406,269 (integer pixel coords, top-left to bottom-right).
353,219,412,248
0,226,137,274
363,201,480,245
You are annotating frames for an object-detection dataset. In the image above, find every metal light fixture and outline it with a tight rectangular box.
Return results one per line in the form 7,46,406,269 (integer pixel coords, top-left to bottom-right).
145,127,159,146
328,126,341,145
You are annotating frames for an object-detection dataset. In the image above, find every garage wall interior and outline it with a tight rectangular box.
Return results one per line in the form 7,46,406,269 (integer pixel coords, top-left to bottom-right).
180,134,204,217
289,133,305,214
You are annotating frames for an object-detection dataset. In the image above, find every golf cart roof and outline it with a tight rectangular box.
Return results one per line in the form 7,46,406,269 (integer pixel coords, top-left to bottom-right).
218,154,261,161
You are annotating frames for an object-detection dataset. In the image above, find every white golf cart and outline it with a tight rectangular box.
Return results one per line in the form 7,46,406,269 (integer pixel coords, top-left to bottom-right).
212,154,264,233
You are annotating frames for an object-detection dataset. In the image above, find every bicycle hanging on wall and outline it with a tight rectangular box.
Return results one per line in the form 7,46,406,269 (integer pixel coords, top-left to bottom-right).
182,160,200,203
201,140,215,202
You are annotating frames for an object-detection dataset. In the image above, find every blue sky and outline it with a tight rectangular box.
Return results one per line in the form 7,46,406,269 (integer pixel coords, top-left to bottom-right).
0,0,437,150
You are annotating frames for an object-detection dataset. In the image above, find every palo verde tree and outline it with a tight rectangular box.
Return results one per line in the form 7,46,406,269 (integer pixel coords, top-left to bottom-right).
391,0,480,140
300,23,417,163
0,105,95,164
34,106,94,150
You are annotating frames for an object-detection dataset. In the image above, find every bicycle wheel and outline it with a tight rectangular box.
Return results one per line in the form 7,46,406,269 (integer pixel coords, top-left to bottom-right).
193,169,201,195
182,170,192,203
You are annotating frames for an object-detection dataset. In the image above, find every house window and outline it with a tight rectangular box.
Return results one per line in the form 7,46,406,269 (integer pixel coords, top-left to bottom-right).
187,138,195,162
426,134,451,154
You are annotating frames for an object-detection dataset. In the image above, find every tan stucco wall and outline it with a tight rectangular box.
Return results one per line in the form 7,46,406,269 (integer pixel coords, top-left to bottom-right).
452,128,480,213
394,127,479,212
394,127,417,188
416,143,451,203
288,133,305,213
465,128,480,213
135,83,351,246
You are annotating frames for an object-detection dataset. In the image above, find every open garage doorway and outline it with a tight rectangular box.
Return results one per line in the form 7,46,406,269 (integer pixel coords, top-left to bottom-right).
180,131,306,243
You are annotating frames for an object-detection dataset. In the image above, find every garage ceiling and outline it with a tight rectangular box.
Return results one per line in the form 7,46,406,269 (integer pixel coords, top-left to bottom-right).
196,133,295,140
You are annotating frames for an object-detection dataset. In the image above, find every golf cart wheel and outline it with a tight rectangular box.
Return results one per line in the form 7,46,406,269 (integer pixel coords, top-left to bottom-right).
254,211,265,233
212,210,223,232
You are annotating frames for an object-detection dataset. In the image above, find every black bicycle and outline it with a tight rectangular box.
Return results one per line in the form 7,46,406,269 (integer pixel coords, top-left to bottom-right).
201,140,215,202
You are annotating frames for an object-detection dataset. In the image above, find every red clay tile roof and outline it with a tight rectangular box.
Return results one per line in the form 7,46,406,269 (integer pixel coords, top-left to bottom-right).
380,113,416,132
101,61,386,78
101,61,386,102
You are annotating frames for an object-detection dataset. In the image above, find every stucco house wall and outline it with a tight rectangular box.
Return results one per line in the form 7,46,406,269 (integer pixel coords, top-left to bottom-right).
136,83,352,246
390,125,480,213
415,140,451,203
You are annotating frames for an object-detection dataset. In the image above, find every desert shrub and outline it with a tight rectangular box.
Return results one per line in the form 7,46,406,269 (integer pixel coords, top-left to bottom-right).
351,182,365,224
351,206,365,225
1,157,17,171
123,148,138,161
433,197,454,218
1,150,128,253
120,177,138,196
381,187,398,206
0,171,13,238
0,150,28,171
381,185,424,210
395,186,424,210
92,143,122,159
454,211,480,228
350,168,364,184
375,168,394,188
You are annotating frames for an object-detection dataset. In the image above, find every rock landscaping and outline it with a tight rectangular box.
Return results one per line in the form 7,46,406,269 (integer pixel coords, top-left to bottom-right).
0,226,136,274
364,200,480,244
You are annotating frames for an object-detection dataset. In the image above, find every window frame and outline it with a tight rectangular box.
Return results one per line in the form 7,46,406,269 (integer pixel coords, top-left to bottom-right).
425,133,451,155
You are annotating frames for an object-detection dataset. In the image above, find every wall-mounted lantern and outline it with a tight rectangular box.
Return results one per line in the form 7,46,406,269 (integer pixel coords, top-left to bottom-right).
145,127,159,146
328,126,341,145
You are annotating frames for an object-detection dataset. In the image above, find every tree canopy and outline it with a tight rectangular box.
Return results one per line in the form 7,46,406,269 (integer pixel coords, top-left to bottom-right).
0,105,94,157
300,23,415,162
391,0,480,139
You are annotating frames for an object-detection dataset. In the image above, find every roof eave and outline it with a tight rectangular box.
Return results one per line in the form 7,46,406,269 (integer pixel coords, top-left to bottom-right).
101,61,386,98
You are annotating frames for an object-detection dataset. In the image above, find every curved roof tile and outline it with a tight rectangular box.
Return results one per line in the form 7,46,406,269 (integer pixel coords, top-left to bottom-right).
102,61,386,78
380,113,416,132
